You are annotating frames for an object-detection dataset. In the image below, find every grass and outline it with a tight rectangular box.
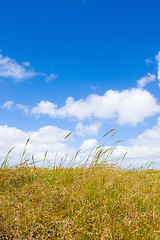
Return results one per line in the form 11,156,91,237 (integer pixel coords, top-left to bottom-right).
0,130,160,239
0,166,160,239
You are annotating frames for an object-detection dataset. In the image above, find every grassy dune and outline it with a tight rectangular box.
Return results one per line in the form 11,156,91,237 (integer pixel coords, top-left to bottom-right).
0,166,160,239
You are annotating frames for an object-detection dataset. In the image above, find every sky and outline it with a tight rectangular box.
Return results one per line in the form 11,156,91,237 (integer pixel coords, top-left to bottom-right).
1,0,160,169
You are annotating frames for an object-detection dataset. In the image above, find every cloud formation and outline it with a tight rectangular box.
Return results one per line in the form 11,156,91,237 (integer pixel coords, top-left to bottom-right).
0,53,37,82
137,73,156,88
22,62,31,67
1,121,160,169
2,101,14,110
0,52,57,83
16,104,29,114
113,116,160,169
30,88,160,126
145,58,153,65
0,125,73,167
32,101,57,117
1,122,160,169
2,101,29,114
45,74,58,83
75,121,102,136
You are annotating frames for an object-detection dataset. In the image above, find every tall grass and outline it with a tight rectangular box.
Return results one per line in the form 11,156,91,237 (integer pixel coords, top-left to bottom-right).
0,130,160,239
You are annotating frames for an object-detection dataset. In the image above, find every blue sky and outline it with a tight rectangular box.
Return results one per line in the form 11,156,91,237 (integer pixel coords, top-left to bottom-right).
1,0,160,168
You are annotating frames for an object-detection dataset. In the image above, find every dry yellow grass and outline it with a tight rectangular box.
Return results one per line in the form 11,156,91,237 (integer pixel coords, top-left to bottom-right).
0,166,160,239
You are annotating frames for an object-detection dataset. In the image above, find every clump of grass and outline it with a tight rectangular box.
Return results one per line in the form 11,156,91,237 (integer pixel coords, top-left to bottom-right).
0,130,160,239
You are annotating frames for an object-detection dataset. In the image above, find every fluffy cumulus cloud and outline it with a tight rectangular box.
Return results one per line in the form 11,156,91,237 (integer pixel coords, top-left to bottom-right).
80,139,98,150
75,121,102,136
0,125,113,168
1,122,160,169
77,139,98,165
30,88,160,126
0,52,57,83
32,101,57,117
112,117,160,169
0,125,74,167
137,73,156,88
0,125,101,168
77,118,160,169
1,123,160,169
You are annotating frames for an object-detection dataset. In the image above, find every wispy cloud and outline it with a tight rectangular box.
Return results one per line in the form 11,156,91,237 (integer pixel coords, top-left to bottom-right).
145,58,153,66
45,73,58,83
90,85,100,91
2,101,29,114
0,51,57,83
0,53,37,82
16,104,29,114
22,61,31,67
2,101,14,110
137,73,156,88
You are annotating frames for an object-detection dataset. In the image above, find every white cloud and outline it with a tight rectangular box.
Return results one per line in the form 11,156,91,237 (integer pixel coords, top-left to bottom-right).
75,121,102,136
137,73,156,88
112,117,160,169
2,101,29,114
2,101,14,110
0,53,37,82
76,119,160,169
31,88,160,126
45,73,58,83
22,62,31,67
145,58,153,65
80,139,98,151
3,88,160,126
16,104,29,114
0,52,57,83
1,123,160,169
32,101,57,117
89,85,100,91
0,125,74,167
78,139,98,165
156,51,160,86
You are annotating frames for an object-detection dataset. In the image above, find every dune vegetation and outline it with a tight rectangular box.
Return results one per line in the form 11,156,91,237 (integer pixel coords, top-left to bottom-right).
0,130,160,239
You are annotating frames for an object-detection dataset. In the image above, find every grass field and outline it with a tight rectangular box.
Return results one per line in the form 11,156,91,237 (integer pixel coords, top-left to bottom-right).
0,165,160,239
0,130,160,239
